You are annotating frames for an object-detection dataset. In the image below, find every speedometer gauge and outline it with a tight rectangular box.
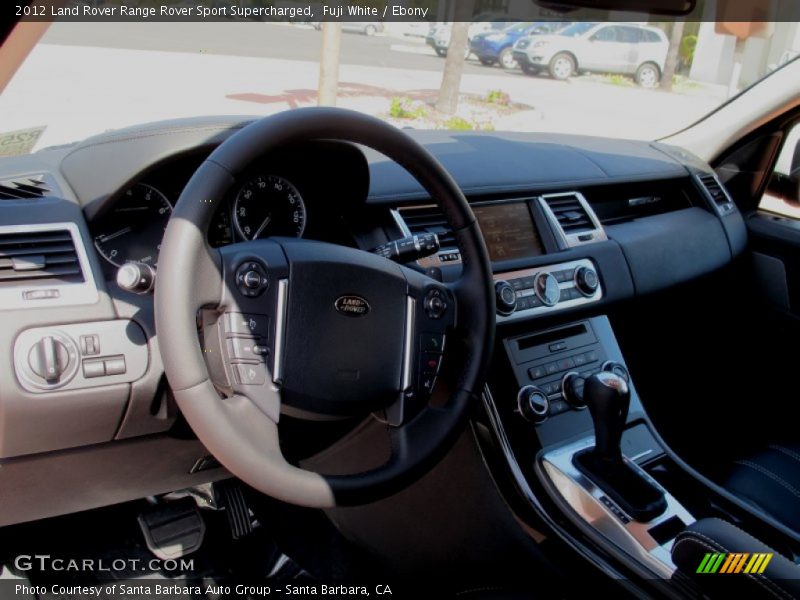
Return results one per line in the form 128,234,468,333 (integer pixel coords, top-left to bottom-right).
233,175,306,240
93,183,172,267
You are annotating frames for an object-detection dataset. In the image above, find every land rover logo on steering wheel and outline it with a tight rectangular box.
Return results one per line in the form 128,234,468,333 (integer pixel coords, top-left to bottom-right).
334,295,370,317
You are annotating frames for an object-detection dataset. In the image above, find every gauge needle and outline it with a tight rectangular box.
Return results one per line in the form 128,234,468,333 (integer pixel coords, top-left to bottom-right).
252,215,272,239
97,226,133,243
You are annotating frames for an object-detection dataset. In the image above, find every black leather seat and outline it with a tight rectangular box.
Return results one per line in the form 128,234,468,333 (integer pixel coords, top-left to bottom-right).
723,442,800,536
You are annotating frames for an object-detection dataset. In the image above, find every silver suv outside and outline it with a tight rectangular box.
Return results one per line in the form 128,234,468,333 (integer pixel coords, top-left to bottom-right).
513,22,669,87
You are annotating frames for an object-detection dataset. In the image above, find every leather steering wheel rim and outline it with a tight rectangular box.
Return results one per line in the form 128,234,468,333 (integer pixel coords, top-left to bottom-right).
155,108,495,507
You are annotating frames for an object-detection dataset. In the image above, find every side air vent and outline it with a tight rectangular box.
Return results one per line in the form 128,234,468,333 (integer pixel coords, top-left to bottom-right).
0,174,52,200
696,173,735,215
539,192,607,248
0,229,84,284
396,205,457,249
0,223,98,309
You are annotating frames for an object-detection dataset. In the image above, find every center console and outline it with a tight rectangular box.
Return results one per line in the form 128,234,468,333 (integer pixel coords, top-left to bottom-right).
486,316,697,580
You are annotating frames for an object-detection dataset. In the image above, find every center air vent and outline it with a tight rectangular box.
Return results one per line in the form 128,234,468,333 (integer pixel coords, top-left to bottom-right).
539,192,607,249
0,174,52,200
696,173,735,216
0,229,85,285
396,205,457,249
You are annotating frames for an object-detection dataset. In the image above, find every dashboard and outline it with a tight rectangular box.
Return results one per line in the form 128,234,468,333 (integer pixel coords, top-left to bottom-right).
0,116,748,527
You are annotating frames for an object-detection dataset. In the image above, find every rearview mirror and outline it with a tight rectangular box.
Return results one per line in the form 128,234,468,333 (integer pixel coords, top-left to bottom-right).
534,0,696,16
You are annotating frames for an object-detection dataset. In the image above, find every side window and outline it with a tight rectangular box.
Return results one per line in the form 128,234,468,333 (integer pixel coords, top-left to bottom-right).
619,27,642,44
592,27,618,42
642,30,661,43
760,123,800,219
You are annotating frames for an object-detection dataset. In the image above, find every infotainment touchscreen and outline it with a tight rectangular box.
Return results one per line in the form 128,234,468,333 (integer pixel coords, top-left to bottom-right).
472,201,544,262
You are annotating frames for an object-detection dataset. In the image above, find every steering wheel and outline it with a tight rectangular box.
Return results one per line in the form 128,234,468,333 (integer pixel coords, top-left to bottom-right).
155,108,495,507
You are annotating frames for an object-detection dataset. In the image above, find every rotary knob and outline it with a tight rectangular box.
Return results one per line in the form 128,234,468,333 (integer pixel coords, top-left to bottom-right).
561,371,587,410
117,262,156,295
494,280,517,316
28,335,71,383
602,361,630,382
517,385,550,424
534,272,560,307
574,266,599,297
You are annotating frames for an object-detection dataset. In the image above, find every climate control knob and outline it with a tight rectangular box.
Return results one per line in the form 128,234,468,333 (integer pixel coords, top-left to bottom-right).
517,385,550,424
534,272,560,307
574,266,599,297
495,280,517,316
602,361,630,382
562,372,588,409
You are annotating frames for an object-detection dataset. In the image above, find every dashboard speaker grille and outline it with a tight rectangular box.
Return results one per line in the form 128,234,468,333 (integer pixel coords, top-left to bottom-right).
0,175,51,200
0,229,85,285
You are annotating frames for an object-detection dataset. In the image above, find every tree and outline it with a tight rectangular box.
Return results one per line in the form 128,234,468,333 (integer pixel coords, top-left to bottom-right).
318,22,342,106
660,20,685,93
435,0,476,115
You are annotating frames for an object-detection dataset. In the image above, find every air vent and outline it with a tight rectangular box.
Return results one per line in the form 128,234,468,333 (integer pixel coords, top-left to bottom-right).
0,174,51,200
397,205,457,249
539,192,607,248
696,173,735,215
0,229,85,285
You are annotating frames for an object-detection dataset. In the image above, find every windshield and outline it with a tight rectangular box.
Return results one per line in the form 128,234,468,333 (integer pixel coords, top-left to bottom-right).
1,13,798,154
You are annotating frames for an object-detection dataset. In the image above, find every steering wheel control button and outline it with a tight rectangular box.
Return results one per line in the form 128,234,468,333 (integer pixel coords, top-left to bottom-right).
421,332,445,353
574,266,600,296
494,280,517,316
234,364,266,386
235,261,268,297
517,385,550,424
82,358,105,379
534,272,560,307
226,337,268,363
421,353,443,374
424,288,448,319
225,313,270,339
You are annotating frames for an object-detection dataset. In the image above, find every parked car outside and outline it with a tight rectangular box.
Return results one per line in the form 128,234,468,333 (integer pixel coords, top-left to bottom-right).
312,21,383,36
470,21,569,69
427,17,510,58
513,22,669,87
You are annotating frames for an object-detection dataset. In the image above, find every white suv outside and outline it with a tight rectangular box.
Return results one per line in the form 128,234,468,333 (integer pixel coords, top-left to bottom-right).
512,22,669,87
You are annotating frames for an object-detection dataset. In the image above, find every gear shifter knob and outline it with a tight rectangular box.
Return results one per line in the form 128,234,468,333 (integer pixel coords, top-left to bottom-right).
583,371,629,462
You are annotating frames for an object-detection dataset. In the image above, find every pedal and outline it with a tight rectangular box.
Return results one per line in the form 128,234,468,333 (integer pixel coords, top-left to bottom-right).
138,497,205,560
215,480,254,540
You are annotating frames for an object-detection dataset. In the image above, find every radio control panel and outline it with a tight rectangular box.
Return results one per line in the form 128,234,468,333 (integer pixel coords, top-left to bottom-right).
494,259,602,322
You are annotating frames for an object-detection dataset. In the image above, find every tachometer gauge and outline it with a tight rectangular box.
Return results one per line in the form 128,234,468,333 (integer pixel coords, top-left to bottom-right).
93,183,172,267
233,175,306,240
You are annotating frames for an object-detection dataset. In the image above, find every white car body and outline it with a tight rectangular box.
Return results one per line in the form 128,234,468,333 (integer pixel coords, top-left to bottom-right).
513,22,669,78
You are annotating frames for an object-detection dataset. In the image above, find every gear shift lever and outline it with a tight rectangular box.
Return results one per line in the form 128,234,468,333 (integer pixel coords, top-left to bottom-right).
573,371,667,522
585,371,630,462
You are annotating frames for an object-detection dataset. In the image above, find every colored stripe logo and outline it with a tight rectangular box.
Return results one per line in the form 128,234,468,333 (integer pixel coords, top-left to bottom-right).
696,552,773,574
